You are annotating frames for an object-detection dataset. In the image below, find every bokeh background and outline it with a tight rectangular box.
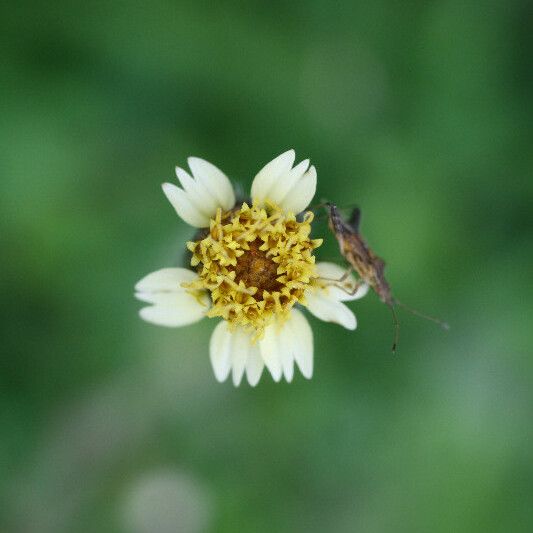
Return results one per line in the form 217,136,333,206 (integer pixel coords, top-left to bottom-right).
2,1,532,532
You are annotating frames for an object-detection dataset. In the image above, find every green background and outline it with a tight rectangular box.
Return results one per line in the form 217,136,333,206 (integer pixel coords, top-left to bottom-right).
2,1,532,532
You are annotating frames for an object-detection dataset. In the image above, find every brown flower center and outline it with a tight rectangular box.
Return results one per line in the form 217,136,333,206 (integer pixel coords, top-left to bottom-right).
232,239,282,294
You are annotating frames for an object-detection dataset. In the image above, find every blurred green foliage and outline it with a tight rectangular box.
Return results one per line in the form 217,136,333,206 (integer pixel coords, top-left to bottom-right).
1,1,532,532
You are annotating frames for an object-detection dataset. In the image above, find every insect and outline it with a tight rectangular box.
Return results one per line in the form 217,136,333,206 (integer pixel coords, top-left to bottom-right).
324,202,448,352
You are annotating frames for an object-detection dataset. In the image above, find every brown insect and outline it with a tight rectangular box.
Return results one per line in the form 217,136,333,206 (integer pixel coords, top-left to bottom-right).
324,202,448,352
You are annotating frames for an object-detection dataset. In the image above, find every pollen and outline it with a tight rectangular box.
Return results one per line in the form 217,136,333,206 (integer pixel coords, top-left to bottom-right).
184,202,322,338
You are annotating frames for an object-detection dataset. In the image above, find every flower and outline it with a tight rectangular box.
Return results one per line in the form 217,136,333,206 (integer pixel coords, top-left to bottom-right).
135,150,368,386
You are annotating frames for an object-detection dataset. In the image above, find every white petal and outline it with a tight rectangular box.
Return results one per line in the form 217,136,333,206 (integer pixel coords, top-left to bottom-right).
272,320,297,382
250,150,295,205
138,291,207,327
187,157,235,211
267,159,310,206
175,166,219,218
287,310,313,379
279,165,317,215
279,346,295,383
315,262,369,301
231,328,251,386
136,291,206,307
245,345,264,386
209,321,232,382
259,324,283,382
135,268,198,293
135,268,208,327
336,282,369,302
315,262,350,282
305,292,357,330
162,182,210,228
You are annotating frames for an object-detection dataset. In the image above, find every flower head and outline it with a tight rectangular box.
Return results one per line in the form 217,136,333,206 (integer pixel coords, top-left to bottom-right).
135,150,367,385
186,202,321,339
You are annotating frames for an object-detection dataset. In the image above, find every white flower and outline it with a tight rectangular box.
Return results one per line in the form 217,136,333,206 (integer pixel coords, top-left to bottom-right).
135,150,367,386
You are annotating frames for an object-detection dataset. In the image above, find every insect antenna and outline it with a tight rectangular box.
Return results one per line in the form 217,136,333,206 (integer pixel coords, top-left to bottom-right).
307,201,330,221
309,201,360,223
394,299,449,330
389,303,400,354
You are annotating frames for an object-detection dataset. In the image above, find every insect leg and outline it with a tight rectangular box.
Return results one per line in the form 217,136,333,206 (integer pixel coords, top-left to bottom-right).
317,267,369,297
389,304,400,354
330,277,367,296
347,207,361,232
317,266,353,284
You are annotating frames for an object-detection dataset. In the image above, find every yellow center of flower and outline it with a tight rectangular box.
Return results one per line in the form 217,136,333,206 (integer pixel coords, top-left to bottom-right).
185,202,322,338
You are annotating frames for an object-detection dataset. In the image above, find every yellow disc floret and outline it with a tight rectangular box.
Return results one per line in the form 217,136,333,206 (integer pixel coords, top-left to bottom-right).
185,202,322,338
